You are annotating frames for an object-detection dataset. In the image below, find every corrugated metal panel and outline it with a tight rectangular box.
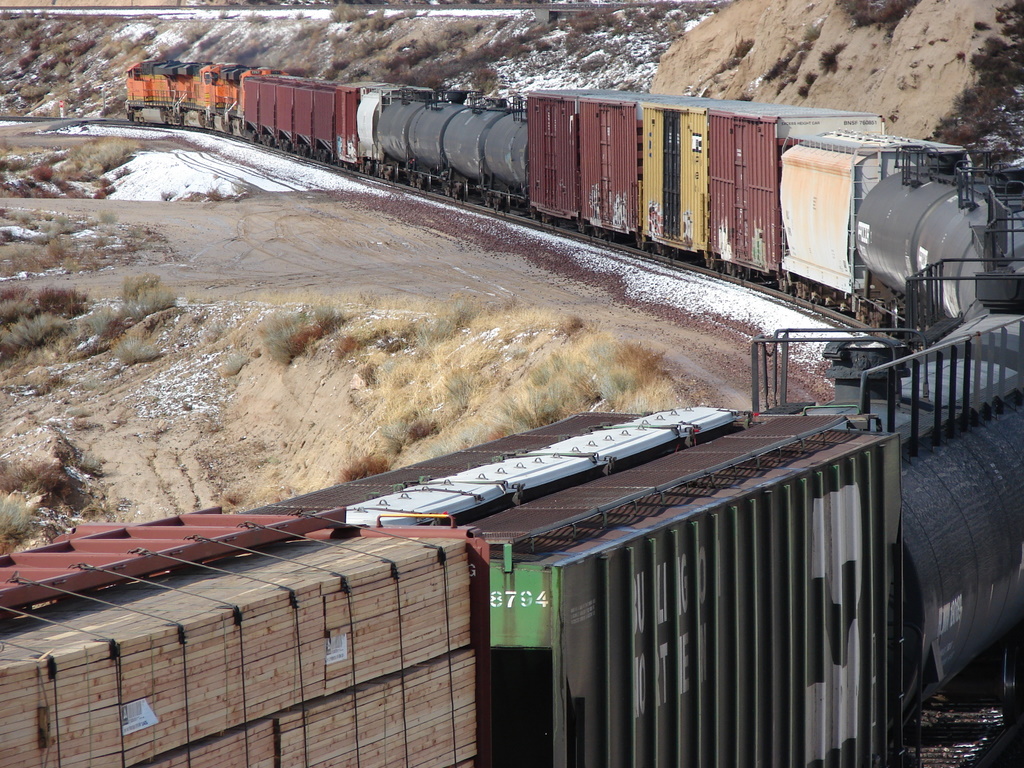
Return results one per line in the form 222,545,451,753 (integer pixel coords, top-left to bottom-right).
780,145,859,294
242,76,258,125
293,84,315,141
312,86,335,147
256,80,277,134
579,99,641,235
488,425,901,767
335,85,361,163
709,112,783,274
641,104,710,253
276,81,294,137
527,93,580,219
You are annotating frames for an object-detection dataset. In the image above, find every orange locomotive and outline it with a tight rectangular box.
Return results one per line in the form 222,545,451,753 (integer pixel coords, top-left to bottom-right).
126,60,282,135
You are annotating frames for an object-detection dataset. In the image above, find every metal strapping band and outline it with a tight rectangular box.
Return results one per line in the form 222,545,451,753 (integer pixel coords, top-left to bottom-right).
9,575,192,768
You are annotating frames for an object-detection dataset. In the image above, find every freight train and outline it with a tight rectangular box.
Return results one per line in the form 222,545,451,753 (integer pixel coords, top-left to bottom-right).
117,58,1024,766
125,59,1024,330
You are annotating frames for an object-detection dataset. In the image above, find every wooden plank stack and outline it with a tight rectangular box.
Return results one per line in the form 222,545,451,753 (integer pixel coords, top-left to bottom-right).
0,536,477,768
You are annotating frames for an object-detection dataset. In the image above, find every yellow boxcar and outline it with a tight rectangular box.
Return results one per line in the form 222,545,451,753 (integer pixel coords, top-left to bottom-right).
641,104,710,255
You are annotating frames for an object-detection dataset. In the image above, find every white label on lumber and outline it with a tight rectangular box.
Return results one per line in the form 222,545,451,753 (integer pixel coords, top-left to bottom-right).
121,698,159,735
325,631,349,664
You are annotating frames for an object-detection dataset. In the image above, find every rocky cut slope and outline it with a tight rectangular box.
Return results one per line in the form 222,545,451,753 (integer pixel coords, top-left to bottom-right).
0,3,718,120
653,0,1000,142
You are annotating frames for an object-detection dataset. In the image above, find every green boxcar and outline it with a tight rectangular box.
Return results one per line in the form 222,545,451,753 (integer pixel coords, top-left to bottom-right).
488,426,901,768
641,104,710,256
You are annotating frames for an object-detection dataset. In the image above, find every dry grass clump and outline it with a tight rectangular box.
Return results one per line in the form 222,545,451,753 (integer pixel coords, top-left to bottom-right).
0,312,68,358
329,294,679,470
0,287,90,355
81,305,129,340
113,335,162,365
0,458,72,500
494,335,675,435
259,305,346,364
338,454,392,482
219,351,250,377
330,3,363,24
35,286,88,317
122,273,176,320
838,0,920,27
63,138,138,178
0,494,34,555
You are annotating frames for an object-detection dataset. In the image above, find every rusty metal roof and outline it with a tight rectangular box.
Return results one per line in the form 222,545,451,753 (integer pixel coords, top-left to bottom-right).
472,415,854,548
0,510,358,613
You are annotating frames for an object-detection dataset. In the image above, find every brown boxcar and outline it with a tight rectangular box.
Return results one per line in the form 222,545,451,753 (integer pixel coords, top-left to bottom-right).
243,75,284,142
527,92,581,221
256,79,278,141
579,97,642,235
708,111,780,273
276,80,295,147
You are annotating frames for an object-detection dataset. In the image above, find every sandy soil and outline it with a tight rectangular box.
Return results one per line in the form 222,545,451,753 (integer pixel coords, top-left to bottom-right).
654,0,999,140
0,123,826,530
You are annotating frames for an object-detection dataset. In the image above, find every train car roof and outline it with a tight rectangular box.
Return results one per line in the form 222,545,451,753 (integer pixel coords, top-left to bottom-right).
791,130,964,153
527,89,883,120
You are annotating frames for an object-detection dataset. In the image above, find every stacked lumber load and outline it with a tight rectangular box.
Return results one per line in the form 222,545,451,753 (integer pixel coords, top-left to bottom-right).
0,535,476,768
139,651,477,768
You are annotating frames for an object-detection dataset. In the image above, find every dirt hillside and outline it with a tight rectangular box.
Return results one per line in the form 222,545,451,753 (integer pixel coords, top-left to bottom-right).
653,0,1000,140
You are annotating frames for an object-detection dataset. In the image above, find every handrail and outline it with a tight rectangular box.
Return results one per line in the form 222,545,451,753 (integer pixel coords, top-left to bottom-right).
854,317,1024,454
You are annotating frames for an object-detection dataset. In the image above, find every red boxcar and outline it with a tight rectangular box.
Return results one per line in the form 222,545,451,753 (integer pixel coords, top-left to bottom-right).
708,112,782,273
527,90,645,235
244,75,292,144
578,97,642,235
276,82,294,146
527,92,581,221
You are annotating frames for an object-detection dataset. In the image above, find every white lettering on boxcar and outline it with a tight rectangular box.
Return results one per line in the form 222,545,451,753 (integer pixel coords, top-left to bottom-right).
634,568,647,720
678,632,690,694
634,654,646,717
806,483,863,765
657,561,668,624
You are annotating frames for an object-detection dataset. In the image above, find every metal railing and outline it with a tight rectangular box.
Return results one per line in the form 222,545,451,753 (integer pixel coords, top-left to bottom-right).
859,317,1024,456
751,327,925,414
751,318,1024,455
